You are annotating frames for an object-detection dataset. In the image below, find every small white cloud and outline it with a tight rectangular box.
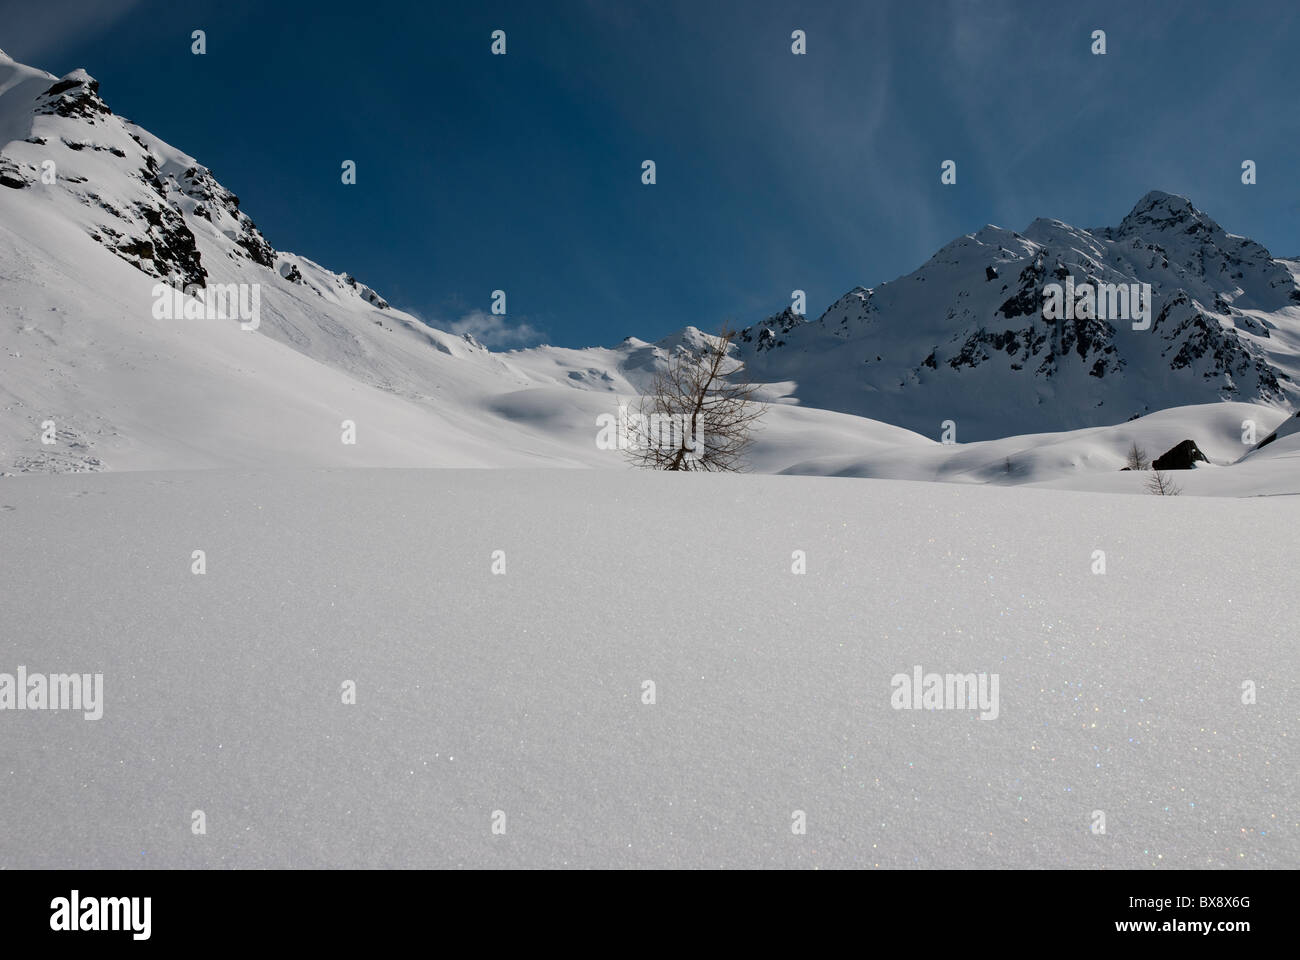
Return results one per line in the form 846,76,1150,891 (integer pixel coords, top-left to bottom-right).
446,309,545,347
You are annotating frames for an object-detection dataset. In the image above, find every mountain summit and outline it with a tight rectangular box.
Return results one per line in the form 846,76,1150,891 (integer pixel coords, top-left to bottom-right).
739,192,1300,439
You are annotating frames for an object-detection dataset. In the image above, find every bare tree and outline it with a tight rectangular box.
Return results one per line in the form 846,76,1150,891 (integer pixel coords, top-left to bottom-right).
1125,441,1150,471
625,324,765,472
1145,468,1181,496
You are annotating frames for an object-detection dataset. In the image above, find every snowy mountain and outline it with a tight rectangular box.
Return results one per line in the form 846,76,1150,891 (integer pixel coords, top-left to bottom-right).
0,47,1295,873
0,49,936,478
1,48,1296,496
0,50,638,473
739,192,1300,440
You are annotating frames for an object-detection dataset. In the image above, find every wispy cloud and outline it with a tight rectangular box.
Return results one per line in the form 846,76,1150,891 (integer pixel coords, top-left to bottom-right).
445,309,545,348
1,0,144,67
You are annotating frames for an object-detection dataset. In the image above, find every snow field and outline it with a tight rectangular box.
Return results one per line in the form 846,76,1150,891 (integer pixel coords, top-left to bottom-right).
0,468,1293,868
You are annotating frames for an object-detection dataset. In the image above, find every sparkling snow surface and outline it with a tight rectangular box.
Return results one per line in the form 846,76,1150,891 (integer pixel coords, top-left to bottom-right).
1,469,1294,868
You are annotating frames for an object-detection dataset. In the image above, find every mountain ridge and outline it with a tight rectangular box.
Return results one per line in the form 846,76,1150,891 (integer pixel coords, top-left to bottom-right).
1,49,1297,479
737,189,1300,439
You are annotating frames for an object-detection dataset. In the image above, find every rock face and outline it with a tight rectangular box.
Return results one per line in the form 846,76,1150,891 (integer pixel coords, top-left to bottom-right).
1152,439,1209,470
0,55,394,312
738,306,806,353
735,191,1300,440
34,70,112,122
0,155,27,188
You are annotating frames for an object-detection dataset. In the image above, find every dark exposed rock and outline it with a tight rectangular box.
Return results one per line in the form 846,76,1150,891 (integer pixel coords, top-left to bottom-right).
1152,439,1208,470
36,71,112,122
739,306,807,352
0,157,29,189
342,273,389,309
175,164,276,267
236,228,275,267
44,77,94,97
1156,293,1287,398
948,328,1021,370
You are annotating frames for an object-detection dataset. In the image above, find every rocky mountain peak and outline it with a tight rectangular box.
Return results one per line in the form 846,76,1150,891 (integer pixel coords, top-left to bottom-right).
1112,190,1211,237
734,192,1300,439
36,69,111,122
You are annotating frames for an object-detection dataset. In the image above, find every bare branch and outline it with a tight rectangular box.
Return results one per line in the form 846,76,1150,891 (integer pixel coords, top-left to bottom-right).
625,324,765,472
1145,468,1181,496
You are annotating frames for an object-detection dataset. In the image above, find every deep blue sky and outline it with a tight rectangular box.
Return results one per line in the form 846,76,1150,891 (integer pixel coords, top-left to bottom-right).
5,0,1299,347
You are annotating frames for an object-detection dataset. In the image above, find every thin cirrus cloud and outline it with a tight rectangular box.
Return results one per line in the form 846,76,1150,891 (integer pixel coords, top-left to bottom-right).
0,0,144,66
445,309,546,348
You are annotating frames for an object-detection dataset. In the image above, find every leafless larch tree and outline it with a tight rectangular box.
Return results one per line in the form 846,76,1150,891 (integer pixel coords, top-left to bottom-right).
626,325,765,472
1146,469,1182,496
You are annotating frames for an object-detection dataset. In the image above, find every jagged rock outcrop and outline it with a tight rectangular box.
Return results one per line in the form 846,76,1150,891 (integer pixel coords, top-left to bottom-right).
1152,439,1209,470
738,306,806,352
0,58,394,308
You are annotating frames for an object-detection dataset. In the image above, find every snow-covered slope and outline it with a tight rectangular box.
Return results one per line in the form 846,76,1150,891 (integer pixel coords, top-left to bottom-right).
739,194,1300,440
0,468,1293,868
0,51,648,472
0,52,921,478
0,49,1295,873
780,402,1293,492
1,49,1297,498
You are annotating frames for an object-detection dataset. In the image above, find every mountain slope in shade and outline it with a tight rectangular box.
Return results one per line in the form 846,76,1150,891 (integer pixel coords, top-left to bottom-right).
738,193,1300,440
1237,408,1300,465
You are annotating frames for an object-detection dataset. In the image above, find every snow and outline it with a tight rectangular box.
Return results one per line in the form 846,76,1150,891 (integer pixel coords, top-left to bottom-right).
780,402,1298,493
0,48,1296,871
2,49,1299,498
4,189,1296,492
0,468,1293,867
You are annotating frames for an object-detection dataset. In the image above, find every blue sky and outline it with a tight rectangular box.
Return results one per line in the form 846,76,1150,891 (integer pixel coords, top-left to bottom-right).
6,0,1299,347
